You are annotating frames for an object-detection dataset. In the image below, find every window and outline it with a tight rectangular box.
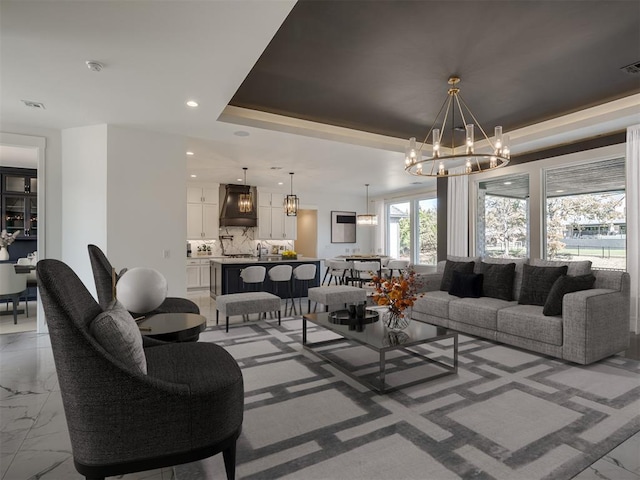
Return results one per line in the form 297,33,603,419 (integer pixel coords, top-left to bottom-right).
545,158,626,270
387,197,437,264
476,173,529,258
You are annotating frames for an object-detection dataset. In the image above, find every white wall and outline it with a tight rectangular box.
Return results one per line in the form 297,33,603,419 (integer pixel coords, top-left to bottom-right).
62,125,108,292
0,123,63,261
297,189,374,259
106,126,186,297
61,125,187,297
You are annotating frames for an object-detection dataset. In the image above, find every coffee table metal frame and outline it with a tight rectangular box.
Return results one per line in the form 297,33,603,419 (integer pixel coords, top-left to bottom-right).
302,311,458,393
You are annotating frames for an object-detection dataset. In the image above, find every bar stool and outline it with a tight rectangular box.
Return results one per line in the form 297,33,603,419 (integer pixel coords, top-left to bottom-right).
268,264,296,316
292,264,317,314
239,265,267,321
240,266,266,291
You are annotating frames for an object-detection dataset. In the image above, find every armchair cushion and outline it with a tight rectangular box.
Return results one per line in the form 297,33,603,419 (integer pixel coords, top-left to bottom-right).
89,299,147,375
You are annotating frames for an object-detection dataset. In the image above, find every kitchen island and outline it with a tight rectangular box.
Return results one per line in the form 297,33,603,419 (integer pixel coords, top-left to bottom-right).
209,257,322,299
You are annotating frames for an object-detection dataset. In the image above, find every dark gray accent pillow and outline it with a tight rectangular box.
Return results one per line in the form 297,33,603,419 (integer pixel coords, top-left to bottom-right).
518,264,568,306
89,299,147,375
477,262,516,301
543,274,596,316
440,260,476,292
449,271,484,298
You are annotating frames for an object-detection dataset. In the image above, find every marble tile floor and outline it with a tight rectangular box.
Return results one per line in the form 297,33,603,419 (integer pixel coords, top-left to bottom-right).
0,300,37,335
0,290,638,480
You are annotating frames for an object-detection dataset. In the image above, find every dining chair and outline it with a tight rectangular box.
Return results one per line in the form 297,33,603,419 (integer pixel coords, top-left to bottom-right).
383,259,410,278
351,261,380,287
0,263,28,324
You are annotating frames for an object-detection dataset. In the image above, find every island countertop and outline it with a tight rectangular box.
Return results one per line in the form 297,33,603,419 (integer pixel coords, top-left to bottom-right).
209,257,324,265
209,258,323,298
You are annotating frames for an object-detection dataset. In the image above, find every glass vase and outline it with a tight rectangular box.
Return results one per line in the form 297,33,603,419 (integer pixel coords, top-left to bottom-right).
384,308,410,331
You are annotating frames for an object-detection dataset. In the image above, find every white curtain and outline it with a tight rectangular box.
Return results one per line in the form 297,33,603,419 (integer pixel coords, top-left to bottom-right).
447,167,470,256
626,125,639,333
374,199,386,255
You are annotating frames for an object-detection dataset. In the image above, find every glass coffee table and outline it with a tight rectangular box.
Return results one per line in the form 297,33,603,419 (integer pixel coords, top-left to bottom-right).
302,309,457,393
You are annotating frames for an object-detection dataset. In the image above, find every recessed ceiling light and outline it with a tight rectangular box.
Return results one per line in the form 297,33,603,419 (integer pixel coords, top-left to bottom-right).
504,181,513,185
186,100,199,108
270,166,283,170
237,178,243,182
190,174,197,178
234,131,250,137
411,181,422,185
21,100,45,109
556,189,565,193
278,182,284,185
186,151,194,156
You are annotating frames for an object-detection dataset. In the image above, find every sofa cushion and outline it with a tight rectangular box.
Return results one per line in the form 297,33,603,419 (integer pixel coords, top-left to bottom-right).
477,262,516,301
529,258,592,276
89,300,147,375
440,260,476,291
448,271,483,298
543,274,596,316
518,264,568,306
481,257,528,300
412,290,454,319
497,305,563,346
449,296,515,330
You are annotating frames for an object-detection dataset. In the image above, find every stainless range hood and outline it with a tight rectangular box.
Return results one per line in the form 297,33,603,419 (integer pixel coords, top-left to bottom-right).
219,184,257,227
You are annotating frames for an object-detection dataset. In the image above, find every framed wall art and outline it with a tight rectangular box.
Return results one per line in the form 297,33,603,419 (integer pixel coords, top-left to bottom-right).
331,211,356,243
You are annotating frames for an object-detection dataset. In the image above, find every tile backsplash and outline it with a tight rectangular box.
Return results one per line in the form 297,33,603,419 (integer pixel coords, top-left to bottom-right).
188,227,293,256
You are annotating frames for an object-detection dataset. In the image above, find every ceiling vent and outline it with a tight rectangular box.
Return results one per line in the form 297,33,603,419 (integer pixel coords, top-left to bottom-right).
621,61,640,74
21,100,45,109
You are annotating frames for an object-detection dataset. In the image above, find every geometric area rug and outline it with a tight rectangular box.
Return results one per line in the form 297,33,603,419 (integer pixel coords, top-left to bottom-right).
175,317,640,480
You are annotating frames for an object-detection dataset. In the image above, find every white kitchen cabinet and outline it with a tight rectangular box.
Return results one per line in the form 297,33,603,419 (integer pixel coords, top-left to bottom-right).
186,258,211,289
187,185,219,239
257,191,297,240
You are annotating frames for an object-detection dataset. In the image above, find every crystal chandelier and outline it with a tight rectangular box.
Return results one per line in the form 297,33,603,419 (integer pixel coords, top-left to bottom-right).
238,167,253,213
405,76,510,177
357,184,378,225
284,172,299,216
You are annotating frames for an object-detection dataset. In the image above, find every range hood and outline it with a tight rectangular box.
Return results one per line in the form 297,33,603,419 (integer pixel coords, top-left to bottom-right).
219,184,257,227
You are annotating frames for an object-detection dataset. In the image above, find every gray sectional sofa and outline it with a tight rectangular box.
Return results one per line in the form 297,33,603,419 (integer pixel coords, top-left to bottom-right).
411,256,630,364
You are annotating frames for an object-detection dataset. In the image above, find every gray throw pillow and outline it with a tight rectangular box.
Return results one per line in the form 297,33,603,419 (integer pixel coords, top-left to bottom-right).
477,262,516,301
440,260,476,292
89,299,147,375
518,264,568,306
543,274,596,316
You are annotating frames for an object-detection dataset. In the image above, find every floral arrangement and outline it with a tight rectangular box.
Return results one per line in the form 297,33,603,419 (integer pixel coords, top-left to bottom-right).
0,229,20,247
371,269,422,329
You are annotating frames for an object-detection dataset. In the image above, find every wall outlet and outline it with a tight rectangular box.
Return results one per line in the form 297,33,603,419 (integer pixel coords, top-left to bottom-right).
162,249,170,259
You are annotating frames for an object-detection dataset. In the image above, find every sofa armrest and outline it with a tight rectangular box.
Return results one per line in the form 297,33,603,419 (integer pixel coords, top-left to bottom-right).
562,289,630,364
415,273,443,293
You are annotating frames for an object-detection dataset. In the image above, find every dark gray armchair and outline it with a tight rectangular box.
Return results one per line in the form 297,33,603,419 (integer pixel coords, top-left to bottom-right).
37,259,244,480
88,244,200,317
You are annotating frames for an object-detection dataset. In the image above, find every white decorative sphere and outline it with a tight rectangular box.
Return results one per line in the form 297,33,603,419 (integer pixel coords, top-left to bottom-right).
116,267,168,313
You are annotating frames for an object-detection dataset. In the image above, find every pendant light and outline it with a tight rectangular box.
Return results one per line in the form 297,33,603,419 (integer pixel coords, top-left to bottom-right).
238,167,254,213
357,184,378,225
284,172,299,216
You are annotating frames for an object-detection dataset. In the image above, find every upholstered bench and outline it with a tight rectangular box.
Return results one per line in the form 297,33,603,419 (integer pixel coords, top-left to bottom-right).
216,292,281,332
308,285,367,312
